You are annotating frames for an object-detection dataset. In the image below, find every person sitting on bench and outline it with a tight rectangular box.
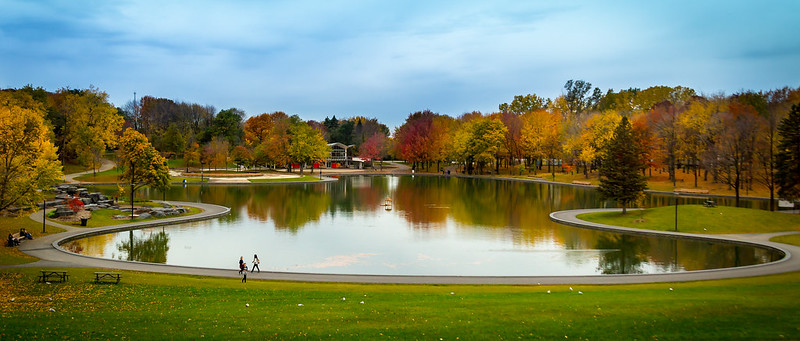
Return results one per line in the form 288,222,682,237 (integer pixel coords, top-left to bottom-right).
7,233,20,246
19,228,33,240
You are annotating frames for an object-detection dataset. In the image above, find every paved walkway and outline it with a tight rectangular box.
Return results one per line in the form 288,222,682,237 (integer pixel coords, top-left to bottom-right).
4,202,798,284
63,159,115,183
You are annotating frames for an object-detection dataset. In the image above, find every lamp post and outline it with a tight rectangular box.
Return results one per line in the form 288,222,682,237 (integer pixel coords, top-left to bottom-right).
674,192,679,232
42,197,46,233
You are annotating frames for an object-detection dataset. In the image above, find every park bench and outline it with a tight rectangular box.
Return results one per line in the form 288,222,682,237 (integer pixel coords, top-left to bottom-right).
39,270,69,283
94,272,122,284
572,180,591,186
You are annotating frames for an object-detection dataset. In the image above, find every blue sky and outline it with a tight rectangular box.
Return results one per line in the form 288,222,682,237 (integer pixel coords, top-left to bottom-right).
2,1,799,129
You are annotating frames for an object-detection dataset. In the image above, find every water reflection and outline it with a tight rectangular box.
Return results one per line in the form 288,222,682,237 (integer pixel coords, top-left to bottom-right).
75,176,780,276
117,229,169,263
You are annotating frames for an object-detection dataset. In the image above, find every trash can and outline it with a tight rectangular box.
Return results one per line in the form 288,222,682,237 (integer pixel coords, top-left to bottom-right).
80,218,88,226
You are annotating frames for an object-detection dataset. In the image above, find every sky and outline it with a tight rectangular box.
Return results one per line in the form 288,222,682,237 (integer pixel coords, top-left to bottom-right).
1,0,799,129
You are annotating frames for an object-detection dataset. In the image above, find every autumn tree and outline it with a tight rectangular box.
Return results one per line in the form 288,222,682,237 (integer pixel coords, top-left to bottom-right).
394,110,438,171
520,110,562,175
676,99,713,187
776,103,800,202
117,128,170,199
0,92,63,212
358,133,389,169
50,87,124,169
598,117,648,214
231,145,253,170
453,116,508,174
183,142,201,172
710,100,761,206
648,101,682,186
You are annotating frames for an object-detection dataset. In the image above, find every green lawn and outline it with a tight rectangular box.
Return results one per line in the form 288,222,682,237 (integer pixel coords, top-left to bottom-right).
47,204,203,228
0,268,798,339
73,167,124,182
73,167,207,183
578,205,800,234
4,204,800,338
0,215,65,265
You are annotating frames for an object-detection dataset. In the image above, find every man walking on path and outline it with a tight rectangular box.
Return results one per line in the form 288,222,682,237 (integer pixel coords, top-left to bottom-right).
239,256,244,274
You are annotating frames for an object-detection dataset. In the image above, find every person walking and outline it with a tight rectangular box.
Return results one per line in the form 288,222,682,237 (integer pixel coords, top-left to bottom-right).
241,264,248,283
252,254,261,273
238,256,244,274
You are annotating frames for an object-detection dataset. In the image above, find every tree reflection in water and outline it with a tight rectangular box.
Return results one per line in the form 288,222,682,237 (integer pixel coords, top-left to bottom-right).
595,233,649,274
117,229,170,263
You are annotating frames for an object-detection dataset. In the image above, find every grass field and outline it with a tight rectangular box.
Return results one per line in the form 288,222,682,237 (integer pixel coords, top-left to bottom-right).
0,268,798,339
0,215,65,265
46,205,203,228
73,167,207,183
577,205,800,234
5,167,800,339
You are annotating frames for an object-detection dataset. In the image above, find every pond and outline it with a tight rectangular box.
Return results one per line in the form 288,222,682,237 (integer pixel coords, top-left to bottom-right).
68,176,781,276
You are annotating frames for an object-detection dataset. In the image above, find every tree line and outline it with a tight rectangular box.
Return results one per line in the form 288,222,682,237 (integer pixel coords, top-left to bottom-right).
393,81,800,209
1,80,799,213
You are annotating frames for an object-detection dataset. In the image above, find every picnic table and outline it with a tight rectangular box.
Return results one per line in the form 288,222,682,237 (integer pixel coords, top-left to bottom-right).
39,270,69,283
94,272,122,284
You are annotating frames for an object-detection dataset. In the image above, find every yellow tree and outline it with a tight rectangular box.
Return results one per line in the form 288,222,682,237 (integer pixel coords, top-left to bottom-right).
467,117,508,174
520,110,563,176
677,99,713,187
566,110,621,178
0,92,63,211
51,87,124,170
117,128,170,199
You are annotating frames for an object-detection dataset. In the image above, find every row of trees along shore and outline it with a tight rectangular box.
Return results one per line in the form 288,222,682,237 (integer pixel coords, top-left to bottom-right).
1,80,799,213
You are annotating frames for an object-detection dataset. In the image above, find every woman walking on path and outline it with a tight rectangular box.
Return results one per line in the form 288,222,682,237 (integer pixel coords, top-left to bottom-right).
252,254,261,273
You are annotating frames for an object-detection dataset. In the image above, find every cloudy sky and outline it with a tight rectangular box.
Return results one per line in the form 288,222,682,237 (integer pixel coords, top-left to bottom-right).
1,0,799,128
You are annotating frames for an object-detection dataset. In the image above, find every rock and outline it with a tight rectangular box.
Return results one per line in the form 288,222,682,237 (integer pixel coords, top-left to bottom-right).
137,213,151,219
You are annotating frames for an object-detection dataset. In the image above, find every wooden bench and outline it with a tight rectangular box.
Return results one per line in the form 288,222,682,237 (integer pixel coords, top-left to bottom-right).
572,180,592,186
39,270,69,283
94,272,122,284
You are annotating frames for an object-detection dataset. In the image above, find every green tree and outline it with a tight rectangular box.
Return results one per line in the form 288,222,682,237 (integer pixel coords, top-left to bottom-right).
598,117,648,214
210,108,245,146
288,118,331,175
499,93,551,114
117,128,170,195
0,92,63,212
776,103,800,202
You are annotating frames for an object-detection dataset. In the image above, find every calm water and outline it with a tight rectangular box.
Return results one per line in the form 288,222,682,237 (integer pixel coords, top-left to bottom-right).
69,176,780,276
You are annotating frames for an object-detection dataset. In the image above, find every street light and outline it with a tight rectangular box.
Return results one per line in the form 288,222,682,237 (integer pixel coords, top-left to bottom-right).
674,192,679,232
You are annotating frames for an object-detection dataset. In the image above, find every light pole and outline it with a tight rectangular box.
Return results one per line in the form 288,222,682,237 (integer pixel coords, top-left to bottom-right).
674,192,679,232
42,197,46,233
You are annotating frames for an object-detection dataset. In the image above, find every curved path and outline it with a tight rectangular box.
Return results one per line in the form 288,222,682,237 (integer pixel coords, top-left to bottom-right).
63,159,115,184
5,201,799,284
